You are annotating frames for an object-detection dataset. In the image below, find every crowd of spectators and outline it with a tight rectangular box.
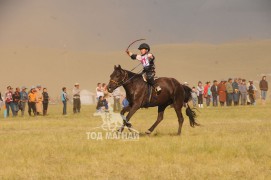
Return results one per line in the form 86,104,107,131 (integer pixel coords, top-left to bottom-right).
191,76,268,108
0,85,49,117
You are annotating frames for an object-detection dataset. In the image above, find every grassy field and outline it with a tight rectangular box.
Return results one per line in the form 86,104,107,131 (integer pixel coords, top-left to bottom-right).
0,103,270,179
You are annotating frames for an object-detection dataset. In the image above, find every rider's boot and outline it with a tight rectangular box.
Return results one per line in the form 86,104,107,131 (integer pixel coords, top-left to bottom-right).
155,85,162,93
153,83,162,94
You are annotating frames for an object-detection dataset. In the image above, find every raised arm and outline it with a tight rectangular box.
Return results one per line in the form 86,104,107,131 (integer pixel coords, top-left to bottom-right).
126,50,141,61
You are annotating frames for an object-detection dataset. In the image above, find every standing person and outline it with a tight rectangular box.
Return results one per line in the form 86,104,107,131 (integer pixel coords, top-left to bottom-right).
20,86,28,116
203,81,211,107
12,87,21,116
4,86,15,117
42,88,50,116
197,81,204,108
252,81,258,105
0,92,3,111
191,87,198,108
248,81,255,105
126,43,162,93
232,78,240,106
246,81,251,105
102,83,110,100
96,83,104,101
72,83,81,113
237,78,242,103
28,87,37,116
226,78,233,106
61,87,68,115
239,79,247,105
259,76,268,105
112,87,121,112
35,85,43,116
218,80,227,107
211,80,218,107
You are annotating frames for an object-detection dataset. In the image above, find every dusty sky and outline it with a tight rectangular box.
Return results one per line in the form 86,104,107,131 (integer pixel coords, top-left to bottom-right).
0,0,271,97
0,0,271,51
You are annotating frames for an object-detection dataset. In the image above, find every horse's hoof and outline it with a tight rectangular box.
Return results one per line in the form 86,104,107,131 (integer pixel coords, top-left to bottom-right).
117,126,124,133
126,122,132,128
145,130,152,135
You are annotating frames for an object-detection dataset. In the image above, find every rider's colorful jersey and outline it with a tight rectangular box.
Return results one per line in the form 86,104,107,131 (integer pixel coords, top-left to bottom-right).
131,53,155,68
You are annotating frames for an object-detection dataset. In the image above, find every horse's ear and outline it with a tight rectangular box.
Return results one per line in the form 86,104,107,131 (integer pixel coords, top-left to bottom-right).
114,65,117,70
118,65,122,69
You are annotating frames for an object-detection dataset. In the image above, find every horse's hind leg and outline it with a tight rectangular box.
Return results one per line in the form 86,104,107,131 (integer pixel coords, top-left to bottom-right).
173,105,184,135
146,105,167,135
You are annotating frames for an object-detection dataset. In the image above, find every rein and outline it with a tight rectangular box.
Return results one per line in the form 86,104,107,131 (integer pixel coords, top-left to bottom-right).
110,70,142,88
130,63,142,72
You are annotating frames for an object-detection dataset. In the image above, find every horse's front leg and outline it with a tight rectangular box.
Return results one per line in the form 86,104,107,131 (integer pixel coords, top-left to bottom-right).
120,106,130,120
117,106,131,132
118,105,140,132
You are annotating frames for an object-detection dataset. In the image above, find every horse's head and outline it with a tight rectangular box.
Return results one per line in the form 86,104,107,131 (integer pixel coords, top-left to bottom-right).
107,65,127,93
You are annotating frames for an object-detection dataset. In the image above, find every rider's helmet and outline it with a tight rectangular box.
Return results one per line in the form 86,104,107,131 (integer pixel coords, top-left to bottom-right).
138,43,150,51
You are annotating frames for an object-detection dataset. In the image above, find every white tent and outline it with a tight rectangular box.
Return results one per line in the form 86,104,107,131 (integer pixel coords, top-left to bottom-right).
80,89,96,105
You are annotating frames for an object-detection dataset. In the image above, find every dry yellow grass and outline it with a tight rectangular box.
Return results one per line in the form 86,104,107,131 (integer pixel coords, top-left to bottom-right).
0,103,270,179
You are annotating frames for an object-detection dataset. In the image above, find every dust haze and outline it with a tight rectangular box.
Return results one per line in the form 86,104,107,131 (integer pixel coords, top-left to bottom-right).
0,0,270,97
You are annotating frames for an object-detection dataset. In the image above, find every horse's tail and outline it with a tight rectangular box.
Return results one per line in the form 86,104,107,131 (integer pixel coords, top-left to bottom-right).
186,104,200,127
183,85,192,103
182,84,200,127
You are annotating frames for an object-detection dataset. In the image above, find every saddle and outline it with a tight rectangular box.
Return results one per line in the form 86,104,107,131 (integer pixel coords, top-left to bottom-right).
142,73,158,106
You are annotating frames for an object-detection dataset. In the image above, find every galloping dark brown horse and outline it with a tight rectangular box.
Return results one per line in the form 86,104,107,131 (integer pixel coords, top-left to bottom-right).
107,65,199,135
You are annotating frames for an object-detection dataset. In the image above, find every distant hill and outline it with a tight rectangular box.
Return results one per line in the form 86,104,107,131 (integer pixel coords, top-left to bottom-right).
1,40,271,97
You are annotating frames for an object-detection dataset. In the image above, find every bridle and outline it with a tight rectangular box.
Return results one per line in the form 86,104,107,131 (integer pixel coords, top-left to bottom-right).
109,69,141,89
110,70,128,87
